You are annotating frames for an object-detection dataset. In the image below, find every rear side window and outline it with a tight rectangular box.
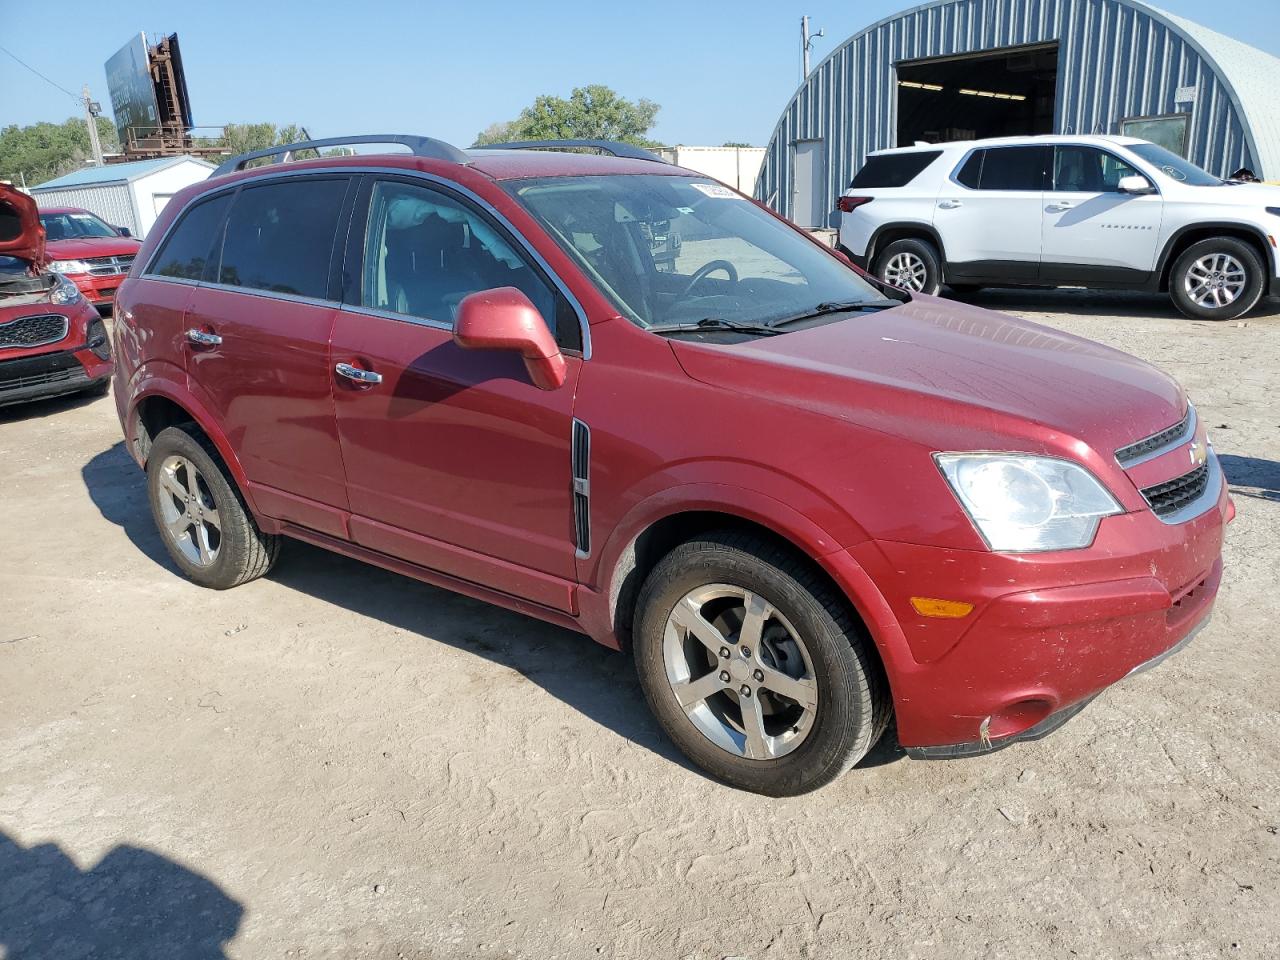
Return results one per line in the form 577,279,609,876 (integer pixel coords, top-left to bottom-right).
148,194,231,281
973,146,1050,191
850,151,943,188
955,151,985,189
217,178,347,298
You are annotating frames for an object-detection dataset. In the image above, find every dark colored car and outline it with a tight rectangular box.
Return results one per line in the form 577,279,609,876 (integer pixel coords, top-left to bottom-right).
1,185,112,407
38,206,142,311
111,136,1228,795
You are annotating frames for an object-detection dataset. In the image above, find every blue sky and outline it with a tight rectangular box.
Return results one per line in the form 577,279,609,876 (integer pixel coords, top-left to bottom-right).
3,0,1279,148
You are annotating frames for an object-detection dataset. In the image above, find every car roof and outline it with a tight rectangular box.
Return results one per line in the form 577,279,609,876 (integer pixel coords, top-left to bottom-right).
868,134,1146,157
38,206,94,215
463,148,695,180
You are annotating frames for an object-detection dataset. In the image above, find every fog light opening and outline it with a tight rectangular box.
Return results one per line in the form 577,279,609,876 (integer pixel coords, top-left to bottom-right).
986,698,1054,739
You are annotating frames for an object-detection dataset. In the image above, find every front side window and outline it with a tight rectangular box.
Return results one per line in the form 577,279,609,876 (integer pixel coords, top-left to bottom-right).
1052,146,1142,193
506,175,888,329
217,178,347,298
360,179,564,339
147,194,231,281
39,211,119,241
975,147,1049,191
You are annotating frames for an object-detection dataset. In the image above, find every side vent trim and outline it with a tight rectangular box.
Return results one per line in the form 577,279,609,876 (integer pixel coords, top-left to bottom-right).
571,418,591,558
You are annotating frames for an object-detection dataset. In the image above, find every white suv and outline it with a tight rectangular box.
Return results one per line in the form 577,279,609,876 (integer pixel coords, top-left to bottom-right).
837,134,1280,320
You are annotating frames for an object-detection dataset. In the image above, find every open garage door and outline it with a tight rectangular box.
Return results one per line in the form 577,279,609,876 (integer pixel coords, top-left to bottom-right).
896,42,1058,147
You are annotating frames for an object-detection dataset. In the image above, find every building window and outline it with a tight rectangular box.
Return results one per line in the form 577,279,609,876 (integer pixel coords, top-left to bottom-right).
1120,114,1190,156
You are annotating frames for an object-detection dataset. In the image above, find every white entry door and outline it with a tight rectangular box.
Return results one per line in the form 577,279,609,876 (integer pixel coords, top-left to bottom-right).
792,139,827,228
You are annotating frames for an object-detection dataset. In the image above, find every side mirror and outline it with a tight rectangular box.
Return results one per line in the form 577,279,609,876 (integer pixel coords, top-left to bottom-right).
116,226,132,237
1118,175,1155,195
453,287,567,391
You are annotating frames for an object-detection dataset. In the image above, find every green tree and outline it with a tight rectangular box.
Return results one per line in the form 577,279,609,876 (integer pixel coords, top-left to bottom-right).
721,141,754,148
0,117,119,187
473,85,660,148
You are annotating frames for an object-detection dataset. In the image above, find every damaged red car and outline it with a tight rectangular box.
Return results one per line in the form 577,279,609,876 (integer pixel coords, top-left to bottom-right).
1,184,112,407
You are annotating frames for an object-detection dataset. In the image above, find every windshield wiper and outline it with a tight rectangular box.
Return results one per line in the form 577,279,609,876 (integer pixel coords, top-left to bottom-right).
647,317,785,337
768,298,903,328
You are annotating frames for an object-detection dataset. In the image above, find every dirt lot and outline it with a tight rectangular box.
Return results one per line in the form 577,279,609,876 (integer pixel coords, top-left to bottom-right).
2,291,1278,960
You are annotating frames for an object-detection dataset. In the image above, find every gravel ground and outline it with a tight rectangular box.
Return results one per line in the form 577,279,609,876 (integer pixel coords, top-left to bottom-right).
1,291,1278,960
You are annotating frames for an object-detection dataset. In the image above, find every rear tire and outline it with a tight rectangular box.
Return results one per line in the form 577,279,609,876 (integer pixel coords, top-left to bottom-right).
1169,237,1264,321
873,238,942,296
632,531,890,796
146,424,281,589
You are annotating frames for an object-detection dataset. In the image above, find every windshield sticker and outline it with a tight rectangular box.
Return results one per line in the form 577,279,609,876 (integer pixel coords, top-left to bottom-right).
689,183,740,199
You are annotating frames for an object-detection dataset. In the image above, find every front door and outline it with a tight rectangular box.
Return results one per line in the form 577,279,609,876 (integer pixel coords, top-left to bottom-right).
934,145,1049,282
1040,144,1164,283
330,176,583,612
182,175,354,538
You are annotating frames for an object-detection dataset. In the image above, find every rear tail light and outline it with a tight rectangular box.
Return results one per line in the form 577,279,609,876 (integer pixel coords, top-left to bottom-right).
837,196,874,213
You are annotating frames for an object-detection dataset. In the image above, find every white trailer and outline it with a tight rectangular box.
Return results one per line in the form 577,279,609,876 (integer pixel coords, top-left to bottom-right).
656,146,766,194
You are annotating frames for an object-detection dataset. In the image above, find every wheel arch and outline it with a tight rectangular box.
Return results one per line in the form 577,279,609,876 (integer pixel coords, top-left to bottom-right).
1156,222,1275,292
128,380,263,520
865,222,948,272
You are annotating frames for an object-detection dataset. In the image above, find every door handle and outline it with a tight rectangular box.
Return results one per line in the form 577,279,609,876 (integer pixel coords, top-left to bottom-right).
186,328,222,346
335,362,383,385
938,200,963,209
1046,202,1076,212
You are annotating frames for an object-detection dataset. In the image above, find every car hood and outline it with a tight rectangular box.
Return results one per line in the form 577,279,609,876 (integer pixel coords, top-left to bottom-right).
45,236,142,260
0,184,45,266
667,296,1186,459
1170,179,1280,207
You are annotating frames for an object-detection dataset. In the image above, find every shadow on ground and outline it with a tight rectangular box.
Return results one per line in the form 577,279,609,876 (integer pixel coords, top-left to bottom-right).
0,387,104,424
0,829,241,959
950,288,1280,322
1220,453,1280,503
79,442,733,780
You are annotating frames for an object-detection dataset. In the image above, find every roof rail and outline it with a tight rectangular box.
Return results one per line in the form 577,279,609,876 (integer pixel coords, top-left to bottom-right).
479,139,667,163
212,134,470,177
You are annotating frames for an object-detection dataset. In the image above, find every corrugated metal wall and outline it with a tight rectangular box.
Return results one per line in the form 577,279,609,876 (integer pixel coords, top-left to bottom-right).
757,0,1255,220
30,184,138,235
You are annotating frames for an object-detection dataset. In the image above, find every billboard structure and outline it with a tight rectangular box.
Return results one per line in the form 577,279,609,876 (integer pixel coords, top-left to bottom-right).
104,32,203,159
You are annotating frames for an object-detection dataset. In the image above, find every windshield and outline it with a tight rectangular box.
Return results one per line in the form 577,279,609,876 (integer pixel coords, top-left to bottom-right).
1128,143,1222,186
505,175,888,329
39,211,118,241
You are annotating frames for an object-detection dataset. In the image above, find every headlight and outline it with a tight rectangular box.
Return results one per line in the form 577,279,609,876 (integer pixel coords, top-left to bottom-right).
49,273,84,305
935,453,1122,552
48,259,92,275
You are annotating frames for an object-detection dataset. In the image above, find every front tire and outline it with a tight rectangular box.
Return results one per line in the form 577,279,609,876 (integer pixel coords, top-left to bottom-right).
1169,237,1265,321
633,532,890,796
873,237,942,296
146,424,281,589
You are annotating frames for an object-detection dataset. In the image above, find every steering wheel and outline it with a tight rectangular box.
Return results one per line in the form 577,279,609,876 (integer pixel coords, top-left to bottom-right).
677,259,739,299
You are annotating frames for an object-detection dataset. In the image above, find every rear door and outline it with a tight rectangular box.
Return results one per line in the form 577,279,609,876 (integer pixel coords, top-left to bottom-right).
1040,144,1163,283
934,145,1049,282
182,174,354,537
329,175,584,612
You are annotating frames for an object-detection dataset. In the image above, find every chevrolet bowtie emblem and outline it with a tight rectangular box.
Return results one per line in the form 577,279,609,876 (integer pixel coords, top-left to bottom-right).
1189,442,1207,467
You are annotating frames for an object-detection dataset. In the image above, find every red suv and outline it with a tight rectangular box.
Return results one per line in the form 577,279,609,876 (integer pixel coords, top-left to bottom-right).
39,206,142,311
111,136,1229,795
1,185,113,407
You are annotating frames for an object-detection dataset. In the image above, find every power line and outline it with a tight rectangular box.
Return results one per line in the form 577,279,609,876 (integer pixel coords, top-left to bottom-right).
0,43,81,102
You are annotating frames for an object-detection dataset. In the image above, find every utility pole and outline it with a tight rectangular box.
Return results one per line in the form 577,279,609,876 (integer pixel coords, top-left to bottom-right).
82,84,104,166
800,16,825,80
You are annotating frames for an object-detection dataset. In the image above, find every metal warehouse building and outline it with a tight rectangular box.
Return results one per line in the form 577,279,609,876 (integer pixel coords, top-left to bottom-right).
758,0,1280,226
30,155,214,239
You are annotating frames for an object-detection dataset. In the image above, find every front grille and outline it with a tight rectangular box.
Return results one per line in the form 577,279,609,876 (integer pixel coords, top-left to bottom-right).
0,314,69,349
84,255,135,276
0,367,76,391
1115,409,1193,465
1140,462,1210,517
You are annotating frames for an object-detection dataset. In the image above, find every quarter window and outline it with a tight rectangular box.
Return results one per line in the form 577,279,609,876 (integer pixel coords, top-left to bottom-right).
1053,146,1142,193
147,194,231,281
360,179,569,342
217,178,347,298
850,151,943,188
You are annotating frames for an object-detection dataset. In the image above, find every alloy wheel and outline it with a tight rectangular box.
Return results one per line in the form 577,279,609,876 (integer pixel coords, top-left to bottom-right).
882,251,929,292
662,584,819,760
1185,253,1247,308
156,455,222,566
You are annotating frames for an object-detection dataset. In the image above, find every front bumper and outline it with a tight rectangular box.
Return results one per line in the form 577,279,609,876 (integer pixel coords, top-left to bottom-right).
0,346,112,407
67,272,126,309
843,470,1229,755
